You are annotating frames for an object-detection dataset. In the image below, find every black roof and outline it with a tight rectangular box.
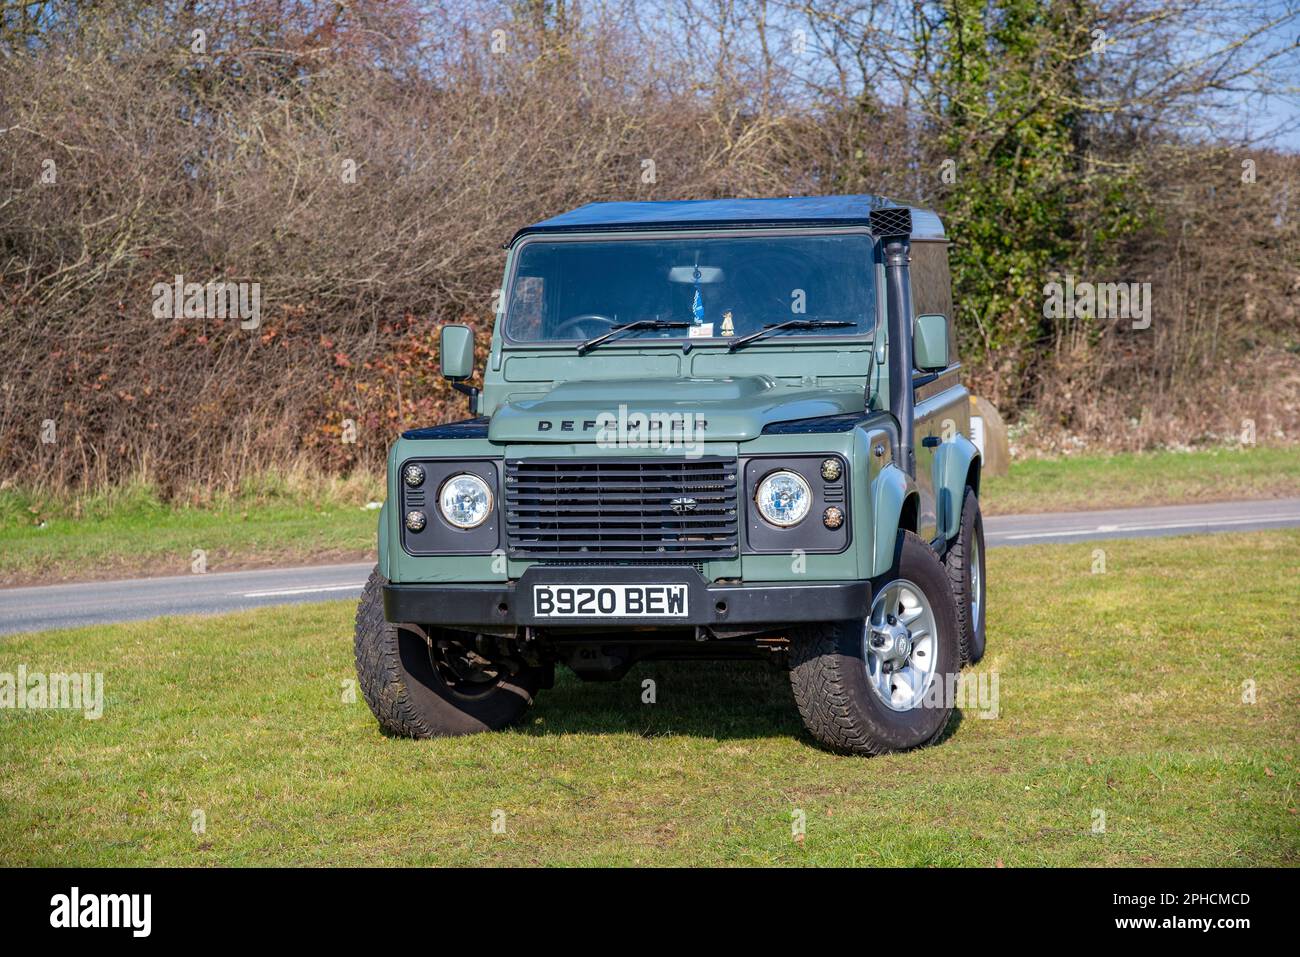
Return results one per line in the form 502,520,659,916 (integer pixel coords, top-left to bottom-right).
509,195,945,245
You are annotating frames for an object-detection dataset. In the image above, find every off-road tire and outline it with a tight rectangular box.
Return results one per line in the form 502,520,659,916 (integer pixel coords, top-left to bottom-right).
944,485,987,665
354,567,539,738
788,531,961,755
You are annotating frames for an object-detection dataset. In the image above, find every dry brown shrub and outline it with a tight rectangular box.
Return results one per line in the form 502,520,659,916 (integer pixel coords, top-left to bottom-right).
0,4,810,494
1020,149,1300,453
1,1,1296,499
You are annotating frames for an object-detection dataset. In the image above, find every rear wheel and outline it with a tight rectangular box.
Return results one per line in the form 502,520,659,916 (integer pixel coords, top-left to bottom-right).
789,531,961,755
944,486,987,665
354,568,540,738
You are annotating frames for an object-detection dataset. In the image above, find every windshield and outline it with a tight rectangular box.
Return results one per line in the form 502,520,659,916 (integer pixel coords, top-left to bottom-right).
503,232,876,344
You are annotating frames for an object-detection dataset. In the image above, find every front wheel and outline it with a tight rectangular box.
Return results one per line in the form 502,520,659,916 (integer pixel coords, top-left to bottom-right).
789,531,961,755
354,568,540,738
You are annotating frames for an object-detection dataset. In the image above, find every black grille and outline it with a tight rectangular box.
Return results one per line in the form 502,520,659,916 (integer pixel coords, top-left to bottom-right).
504,458,739,559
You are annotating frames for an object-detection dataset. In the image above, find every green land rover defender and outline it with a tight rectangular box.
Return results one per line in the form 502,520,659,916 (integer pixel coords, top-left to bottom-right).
354,196,986,755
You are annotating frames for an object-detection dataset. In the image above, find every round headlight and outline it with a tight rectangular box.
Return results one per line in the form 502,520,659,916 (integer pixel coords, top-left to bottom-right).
438,473,492,529
755,470,811,527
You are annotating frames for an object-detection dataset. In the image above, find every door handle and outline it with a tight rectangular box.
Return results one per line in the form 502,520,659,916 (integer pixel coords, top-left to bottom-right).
921,436,941,448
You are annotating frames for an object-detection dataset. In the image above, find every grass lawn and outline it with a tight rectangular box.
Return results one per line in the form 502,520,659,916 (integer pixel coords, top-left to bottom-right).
981,445,1300,515
0,500,378,586
2,445,1297,586
0,475,380,586
1,531,1296,866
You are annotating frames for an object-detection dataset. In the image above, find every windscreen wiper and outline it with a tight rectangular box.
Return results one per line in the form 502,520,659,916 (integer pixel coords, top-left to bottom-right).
577,319,690,355
727,319,856,353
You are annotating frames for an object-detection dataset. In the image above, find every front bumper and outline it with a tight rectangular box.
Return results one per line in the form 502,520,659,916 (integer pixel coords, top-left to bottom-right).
383,565,870,630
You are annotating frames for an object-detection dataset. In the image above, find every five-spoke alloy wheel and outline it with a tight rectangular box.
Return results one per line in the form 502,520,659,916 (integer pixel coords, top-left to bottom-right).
789,531,962,755
865,579,940,712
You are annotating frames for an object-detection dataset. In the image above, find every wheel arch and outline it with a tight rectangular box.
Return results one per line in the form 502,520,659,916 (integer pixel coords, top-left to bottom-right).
934,434,981,543
377,501,393,579
868,462,919,578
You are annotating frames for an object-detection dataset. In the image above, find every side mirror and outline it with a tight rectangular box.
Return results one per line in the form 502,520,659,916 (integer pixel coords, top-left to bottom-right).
440,324,479,411
913,314,949,371
440,324,475,380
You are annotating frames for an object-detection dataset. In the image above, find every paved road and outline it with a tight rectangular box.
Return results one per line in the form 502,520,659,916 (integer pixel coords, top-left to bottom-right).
0,562,376,636
982,497,1300,547
2,498,1297,636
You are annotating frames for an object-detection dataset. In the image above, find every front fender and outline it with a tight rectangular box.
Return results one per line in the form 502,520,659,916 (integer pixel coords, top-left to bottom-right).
380,433,511,584
933,433,981,542
868,462,917,578
377,500,392,579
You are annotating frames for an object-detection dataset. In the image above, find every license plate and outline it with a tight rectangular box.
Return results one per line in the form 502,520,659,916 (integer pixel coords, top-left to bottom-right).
532,584,689,618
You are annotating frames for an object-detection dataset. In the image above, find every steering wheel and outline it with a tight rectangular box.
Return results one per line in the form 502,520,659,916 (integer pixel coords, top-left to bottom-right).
552,313,617,338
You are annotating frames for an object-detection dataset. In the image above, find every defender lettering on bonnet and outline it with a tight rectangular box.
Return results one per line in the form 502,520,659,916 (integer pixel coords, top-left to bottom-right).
357,195,987,756
535,418,709,431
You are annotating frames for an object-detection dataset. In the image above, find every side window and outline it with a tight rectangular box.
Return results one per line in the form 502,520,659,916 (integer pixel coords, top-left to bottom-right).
910,241,958,368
